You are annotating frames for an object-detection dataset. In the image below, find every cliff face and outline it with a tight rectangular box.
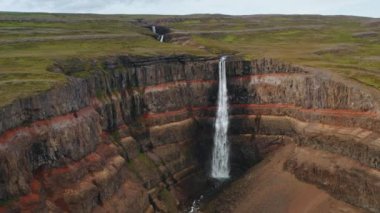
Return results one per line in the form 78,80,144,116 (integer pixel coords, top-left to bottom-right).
0,56,380,212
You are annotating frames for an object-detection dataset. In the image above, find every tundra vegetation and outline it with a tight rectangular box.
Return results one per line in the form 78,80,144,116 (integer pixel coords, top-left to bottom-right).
0,12,379,106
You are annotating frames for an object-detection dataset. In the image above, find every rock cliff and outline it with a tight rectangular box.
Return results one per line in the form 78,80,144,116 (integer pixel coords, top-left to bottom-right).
0,55,380,212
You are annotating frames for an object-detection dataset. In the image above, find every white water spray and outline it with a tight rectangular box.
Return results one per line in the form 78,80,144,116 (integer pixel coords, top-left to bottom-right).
188,195,203,213
159,34,164,43
211,56,230,179
151,26,156,34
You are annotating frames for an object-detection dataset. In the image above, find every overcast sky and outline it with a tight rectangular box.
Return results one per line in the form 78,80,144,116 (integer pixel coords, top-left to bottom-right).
0,0,379,18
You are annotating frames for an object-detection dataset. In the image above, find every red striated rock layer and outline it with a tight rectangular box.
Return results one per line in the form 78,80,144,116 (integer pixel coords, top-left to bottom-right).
285,147,380,212
1,56,380,212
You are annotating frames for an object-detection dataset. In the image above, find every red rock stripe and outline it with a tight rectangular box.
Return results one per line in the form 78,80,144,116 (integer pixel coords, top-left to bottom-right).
144,73,300,92
0,107,95,145
143,108,189,119
143,104,377,119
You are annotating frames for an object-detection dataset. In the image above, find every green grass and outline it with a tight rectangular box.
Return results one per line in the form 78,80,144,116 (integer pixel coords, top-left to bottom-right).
0,12,379,106
158,189,178,213
0,12,210,106
185,16,380,88
352,74,380,89
127,153,158,181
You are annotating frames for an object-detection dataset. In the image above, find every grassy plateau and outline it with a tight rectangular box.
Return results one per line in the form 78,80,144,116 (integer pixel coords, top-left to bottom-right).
0,12,379,106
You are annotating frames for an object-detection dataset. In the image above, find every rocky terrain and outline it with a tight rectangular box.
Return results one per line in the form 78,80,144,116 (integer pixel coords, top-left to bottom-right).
0,55,380,212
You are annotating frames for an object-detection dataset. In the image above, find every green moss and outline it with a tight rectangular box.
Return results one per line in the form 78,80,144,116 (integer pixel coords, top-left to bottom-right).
0,196,18,206
222,35,237,42
71,71,91,78
127,153,158,181
110,130,121,143
0,77,66,106
136,153,157,170
158,189,178,213
351,74,380,89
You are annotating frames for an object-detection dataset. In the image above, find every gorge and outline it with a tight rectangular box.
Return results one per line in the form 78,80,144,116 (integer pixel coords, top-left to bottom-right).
0,55,380,213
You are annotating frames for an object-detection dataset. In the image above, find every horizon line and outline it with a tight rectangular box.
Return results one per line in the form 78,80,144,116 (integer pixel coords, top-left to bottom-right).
0,10,378,19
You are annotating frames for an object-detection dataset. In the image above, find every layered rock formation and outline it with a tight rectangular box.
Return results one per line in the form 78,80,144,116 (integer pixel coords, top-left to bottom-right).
0,55,379,212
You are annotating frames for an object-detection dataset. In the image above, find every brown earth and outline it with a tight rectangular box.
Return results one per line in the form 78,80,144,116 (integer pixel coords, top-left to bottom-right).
204,143,365,213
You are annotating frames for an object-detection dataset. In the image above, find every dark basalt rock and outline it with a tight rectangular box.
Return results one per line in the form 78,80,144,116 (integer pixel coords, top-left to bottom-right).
0,55,380,212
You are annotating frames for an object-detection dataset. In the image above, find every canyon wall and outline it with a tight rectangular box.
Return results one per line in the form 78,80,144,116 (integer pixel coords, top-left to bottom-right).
0,56,380,212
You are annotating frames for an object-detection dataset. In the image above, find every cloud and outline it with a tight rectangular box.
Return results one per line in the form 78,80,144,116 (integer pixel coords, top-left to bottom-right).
0,0,379,17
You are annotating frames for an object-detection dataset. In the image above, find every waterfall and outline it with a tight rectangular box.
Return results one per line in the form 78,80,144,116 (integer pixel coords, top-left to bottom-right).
188,195,203,213
151,26,156,34
151,26,164,43
211,56,230,179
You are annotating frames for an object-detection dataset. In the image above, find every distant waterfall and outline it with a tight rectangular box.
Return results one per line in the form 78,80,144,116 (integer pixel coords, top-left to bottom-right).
151,25,164,43
211,56,230,179
151,26,156,34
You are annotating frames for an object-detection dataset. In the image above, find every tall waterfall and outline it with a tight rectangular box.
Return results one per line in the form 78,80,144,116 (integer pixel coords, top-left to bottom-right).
211,56,230,179
159,35,164,43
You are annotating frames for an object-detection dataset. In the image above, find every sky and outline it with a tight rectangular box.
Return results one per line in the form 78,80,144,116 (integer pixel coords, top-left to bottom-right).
0,0,379,18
